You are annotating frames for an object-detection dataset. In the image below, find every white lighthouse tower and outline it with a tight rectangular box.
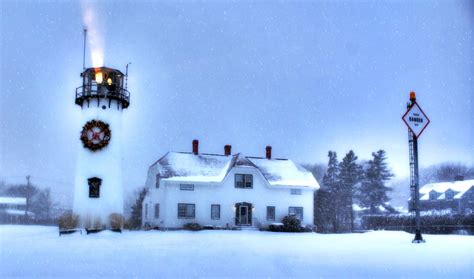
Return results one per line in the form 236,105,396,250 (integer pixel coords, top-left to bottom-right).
73,67,130,230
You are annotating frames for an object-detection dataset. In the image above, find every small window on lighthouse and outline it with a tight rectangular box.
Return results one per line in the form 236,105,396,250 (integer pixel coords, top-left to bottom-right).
88,177,102,198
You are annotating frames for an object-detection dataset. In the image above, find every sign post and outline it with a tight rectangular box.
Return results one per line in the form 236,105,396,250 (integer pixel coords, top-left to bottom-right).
402,91,430,243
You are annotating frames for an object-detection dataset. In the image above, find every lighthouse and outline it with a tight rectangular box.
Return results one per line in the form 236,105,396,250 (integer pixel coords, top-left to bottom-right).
73,67,130,230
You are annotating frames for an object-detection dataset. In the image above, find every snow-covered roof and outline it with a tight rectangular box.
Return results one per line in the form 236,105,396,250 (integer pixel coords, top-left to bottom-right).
352,204,390,212
247,157,319,188
418,179,474,200
4,209,34,216
0,197,26,205
151,152,319,188
153,152,235,183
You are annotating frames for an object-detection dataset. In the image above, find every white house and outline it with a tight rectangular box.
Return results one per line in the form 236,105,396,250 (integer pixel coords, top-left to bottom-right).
142,141,319,229
409,176,474,214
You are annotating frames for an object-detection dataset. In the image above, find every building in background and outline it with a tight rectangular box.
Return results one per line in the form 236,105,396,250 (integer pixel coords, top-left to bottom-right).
409,176,474,214
142,140,319,229
0,197,34,223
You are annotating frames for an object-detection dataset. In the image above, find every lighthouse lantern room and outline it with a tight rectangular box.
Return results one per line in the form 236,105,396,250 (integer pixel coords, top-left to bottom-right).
73,66,130,230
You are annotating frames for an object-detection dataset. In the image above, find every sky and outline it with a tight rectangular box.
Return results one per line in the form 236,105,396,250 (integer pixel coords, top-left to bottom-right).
0,0,473,205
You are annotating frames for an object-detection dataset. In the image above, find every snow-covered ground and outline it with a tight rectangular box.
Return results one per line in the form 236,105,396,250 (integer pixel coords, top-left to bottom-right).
1,226,473,278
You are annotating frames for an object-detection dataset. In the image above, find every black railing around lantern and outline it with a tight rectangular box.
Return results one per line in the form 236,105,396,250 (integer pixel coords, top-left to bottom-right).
75,85,130,109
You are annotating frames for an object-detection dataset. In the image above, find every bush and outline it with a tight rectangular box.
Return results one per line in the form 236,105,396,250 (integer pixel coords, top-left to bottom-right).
301,225,315,232
268,223,284,232
58,212,79,230
83,216,104,230
109,213,124,231
183,223,202,231
282,215,302,232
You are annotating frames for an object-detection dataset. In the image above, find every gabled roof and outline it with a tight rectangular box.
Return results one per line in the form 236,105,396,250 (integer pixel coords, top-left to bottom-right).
247,157,319,188
152,152,235,183
418,179,474,200
150,152,319,188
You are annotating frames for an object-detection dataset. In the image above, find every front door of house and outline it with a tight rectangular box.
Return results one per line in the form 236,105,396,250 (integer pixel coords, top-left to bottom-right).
235,202,252,226
239,206,249,225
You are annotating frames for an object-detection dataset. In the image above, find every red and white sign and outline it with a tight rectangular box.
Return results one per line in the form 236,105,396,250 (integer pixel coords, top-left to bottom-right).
402,102,430,138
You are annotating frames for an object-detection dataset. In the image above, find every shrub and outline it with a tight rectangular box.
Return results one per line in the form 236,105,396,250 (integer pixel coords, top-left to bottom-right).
93,217,103,230
183,223,202,231
282,215,302,232
268,223,284,232
109,213,124,231
301,225,315,232
58,212,79,230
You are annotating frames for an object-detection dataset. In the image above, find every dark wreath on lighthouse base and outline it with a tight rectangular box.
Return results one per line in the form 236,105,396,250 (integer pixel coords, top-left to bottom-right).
80,120,112,151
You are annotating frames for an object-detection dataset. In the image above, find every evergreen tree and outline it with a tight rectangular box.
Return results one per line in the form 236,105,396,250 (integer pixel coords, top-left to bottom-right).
320,151,342,232
314,188,333,232
359,150,394,213
128,187,148,229
339,150,362,231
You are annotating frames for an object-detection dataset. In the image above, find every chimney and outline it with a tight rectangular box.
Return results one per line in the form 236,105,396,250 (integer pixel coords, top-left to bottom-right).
454,175,464,181
192,139,199,155
265,146,272,159
224,145,232,156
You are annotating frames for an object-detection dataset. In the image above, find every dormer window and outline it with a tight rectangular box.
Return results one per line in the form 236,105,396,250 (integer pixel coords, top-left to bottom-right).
445,190,454,201
429,191,438,201
235,174,253,189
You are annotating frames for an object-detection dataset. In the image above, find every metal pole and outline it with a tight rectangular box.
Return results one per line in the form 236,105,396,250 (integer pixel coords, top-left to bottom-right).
125,62,131,90
83,27,87,70
408,95,425,243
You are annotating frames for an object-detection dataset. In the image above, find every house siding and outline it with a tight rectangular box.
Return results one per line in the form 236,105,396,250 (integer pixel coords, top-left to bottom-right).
459,188,474,214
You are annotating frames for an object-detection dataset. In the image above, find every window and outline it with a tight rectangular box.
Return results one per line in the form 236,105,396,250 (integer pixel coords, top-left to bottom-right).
290,189,302,195
154,204,160,218
470,192,474,202
180,184,194,191
445,190,454,201
155,174,160,188
429,191,438,201
178,203,195,219
266,206,275,221
211,204,220,220
244,174,253,188
145,203,148,219
289,207,303,220
235,174,253,188
88,177,101,198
